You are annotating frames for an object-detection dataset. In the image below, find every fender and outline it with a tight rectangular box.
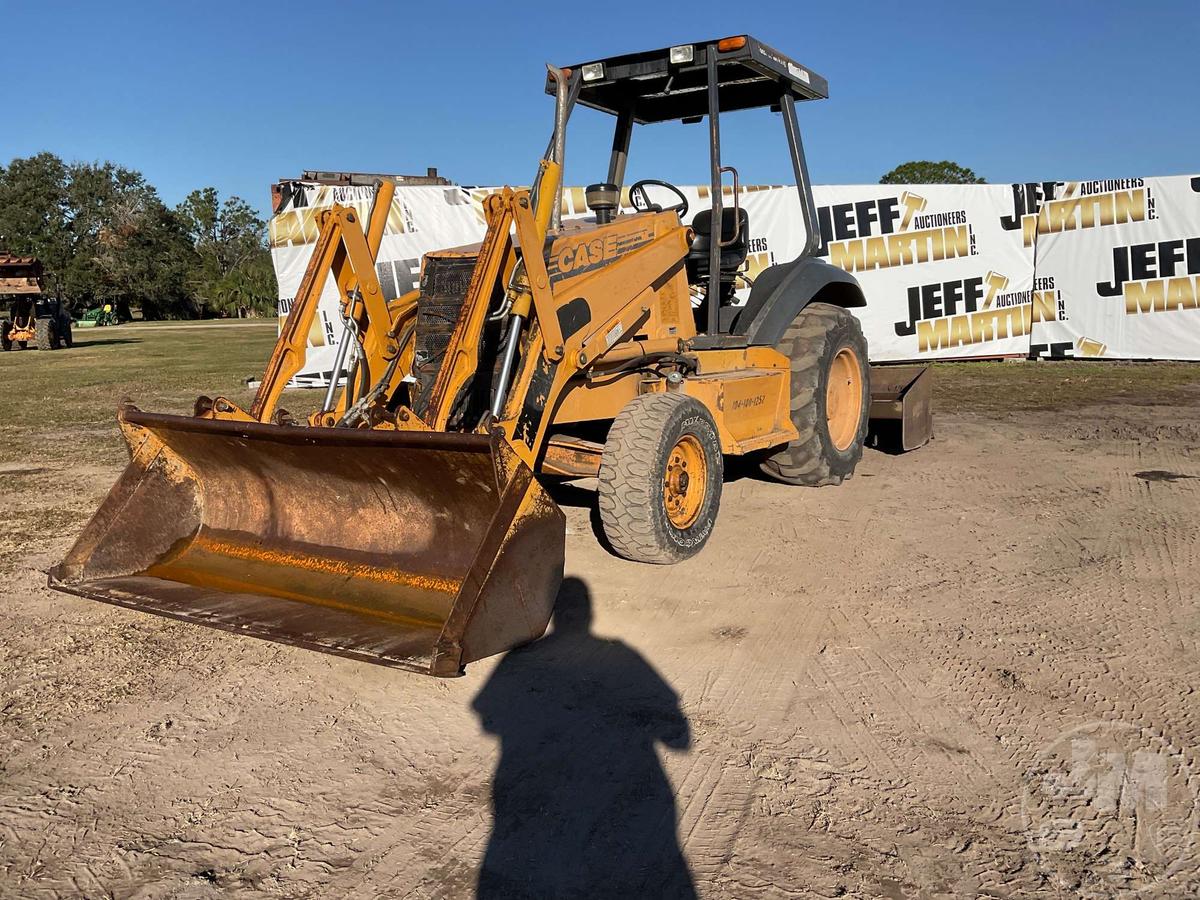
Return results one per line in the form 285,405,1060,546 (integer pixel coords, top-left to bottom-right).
733,257,866,346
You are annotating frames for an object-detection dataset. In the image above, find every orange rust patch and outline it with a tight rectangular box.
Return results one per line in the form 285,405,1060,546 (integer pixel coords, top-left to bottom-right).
189,534,463,596
144,561,450,628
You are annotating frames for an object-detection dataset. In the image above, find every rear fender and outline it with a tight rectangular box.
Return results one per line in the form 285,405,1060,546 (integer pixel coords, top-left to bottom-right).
736,257,866,347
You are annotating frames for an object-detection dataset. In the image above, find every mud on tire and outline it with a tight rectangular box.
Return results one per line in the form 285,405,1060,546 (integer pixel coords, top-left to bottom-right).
759,302,869,486
598,392,723,564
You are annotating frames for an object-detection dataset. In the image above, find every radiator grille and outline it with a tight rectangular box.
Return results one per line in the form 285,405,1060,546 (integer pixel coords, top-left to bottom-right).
411,255,477,415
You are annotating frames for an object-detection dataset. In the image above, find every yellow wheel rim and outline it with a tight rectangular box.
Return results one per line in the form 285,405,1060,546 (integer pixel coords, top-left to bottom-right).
826,346,863,452
663,435,707,529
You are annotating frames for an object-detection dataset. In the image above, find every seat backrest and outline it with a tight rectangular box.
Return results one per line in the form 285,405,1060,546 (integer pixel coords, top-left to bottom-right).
688,208,749,280
692,207,747,244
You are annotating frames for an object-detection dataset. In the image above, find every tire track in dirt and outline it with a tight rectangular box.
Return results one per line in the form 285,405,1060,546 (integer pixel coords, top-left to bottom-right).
5,401,1200,897
1,560,485,897
872,426,1200,895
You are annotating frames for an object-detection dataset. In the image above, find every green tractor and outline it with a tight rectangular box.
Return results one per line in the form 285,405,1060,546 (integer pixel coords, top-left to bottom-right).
76,304,121,328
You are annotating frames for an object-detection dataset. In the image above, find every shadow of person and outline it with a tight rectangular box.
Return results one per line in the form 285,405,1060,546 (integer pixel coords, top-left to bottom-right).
473,577,696,899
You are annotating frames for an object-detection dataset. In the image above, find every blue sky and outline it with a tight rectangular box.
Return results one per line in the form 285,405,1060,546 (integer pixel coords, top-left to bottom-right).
2,1,1196,214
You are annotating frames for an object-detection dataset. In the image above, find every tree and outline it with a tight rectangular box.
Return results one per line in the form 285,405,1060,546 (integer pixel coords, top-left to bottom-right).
0,155,276,318
176,188,276,317
0,154,194,315
67,161,192,317
90,181,194,319
0,153,72,296
880,160,986,185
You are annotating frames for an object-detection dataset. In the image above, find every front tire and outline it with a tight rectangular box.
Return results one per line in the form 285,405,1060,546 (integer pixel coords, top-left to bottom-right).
598,392,723,564
35,317,60,350
759,302,869,486
1,319,11,351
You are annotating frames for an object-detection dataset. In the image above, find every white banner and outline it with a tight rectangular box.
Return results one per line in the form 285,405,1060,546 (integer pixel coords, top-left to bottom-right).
809,184,1037,361
1026,176,1200,360
270,175,1200,382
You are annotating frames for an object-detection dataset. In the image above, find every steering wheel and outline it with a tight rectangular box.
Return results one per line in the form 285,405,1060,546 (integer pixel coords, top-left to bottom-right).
629,180,689,219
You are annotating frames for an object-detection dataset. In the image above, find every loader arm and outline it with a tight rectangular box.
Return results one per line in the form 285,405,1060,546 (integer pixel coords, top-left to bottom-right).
494,199,690,466
50,174,567,679
420,190,517,429
248,180,398,424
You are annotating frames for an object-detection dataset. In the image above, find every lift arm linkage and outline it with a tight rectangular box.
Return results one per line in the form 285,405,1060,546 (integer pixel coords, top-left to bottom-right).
203,181,401,425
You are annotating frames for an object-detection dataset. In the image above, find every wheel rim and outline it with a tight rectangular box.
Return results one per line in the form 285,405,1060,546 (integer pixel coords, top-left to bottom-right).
826,346,863,452
662,434,707,529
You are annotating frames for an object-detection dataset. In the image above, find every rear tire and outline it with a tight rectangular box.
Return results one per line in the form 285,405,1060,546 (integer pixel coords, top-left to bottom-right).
35,317,60,351
759,302,869,486
1,319,11,351
598,392,723,564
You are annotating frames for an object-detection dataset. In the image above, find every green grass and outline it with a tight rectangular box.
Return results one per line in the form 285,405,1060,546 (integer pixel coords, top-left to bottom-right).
118,318,279,327
0,323,280,467
4,325,1199,469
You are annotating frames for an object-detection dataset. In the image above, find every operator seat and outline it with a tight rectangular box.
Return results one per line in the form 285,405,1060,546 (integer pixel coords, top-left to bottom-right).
687,207,750,285
688,207,749,332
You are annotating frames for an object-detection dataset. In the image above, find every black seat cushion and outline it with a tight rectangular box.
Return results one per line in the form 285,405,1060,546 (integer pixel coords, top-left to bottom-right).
688,208,749,282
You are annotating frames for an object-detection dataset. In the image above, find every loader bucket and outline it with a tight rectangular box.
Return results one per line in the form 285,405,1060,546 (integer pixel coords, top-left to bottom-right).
867,364,933,452
48,407,565,676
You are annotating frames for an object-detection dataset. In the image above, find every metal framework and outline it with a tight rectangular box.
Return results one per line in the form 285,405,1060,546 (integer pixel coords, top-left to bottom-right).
553,36,825,336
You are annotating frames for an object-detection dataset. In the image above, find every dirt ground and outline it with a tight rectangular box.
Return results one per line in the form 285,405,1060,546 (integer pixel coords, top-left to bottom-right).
3,326,1200,898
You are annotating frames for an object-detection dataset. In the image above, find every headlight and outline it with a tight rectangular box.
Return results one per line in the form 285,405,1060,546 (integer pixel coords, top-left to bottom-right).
581,62,605,82
669,45,694,64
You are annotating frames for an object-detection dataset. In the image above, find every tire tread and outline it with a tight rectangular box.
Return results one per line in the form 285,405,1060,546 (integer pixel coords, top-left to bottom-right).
760,302,869,487
35,317,58,351
598,393,721,564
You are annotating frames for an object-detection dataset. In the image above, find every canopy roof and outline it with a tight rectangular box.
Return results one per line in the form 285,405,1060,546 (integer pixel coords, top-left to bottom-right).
551,36,828,124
